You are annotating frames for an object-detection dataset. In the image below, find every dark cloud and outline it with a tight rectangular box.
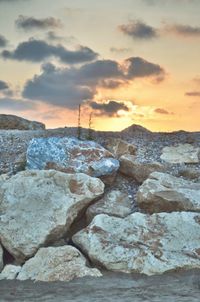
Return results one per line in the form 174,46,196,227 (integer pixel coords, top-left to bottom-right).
22,56,165,109
15,15,62,30
0,34,8,48
154,108,173,114
164,24,200,37
185,91,200,96
0,80,9,90
89,100,130,117
1,39,98,64
125,57,165,79
119,21,158,39
0,98,36,111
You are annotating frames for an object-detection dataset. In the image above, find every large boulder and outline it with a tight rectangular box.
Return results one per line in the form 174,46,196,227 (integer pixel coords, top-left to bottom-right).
0,170,104,263
17,246,102,282
104,138,136,158
73,212,200,276
137,172,200,213
86,190,133,223
0,265,21,280
0,114,45,130
160,144,200,164
119,155,165,183
26,137,119,183
0,244,3,272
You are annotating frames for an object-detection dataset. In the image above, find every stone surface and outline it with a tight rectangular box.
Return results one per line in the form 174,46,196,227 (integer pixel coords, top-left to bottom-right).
0,170,104,263
26,137,119,180
119,155,165,183
17,246,102,282
105,138,136,158
160,144,200,164
137,172,200,213
0,265,21,280
0,114,45,130
0,244,3,272
86,190,133,223
177,167,200,181
73,212,200,276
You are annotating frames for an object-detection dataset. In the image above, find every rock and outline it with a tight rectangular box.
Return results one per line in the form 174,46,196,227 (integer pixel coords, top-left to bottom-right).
104,138,136,158
0,114,45,130
26,137,119,183
0,265,21,280
86,190,133,223
17,246,102,282
73,212,200,276
119,155,165,183
177,167,200,181
160,144,200,164
137,172,200,213
0,170,104,263
0,244,3,272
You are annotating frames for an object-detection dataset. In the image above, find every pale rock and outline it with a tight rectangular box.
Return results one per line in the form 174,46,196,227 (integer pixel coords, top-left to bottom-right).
73,212,200,276
160,144,200,164
105,138,136,158
137,172,200,213
0,265,21,280
119,155,165,183
86,190,133,223
17,246,102,282
0,244,3,272
0,170,104,263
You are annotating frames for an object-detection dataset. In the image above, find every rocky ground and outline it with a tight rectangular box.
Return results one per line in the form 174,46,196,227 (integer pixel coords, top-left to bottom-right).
0,122,200,300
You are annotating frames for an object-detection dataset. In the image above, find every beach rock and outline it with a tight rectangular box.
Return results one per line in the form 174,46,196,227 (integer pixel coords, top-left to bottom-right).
0,114,45,130
119,155,165,183
0,244,3,272
0,265,21,280
137,172,200,213
73,212,200,276
26,137,119,183
160,144,200,164
0,170,104,263
105,138,136,158
86,190,133,223
17,246,102,282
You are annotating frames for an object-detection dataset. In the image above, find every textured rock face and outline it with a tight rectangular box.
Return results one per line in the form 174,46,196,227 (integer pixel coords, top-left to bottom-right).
0,170,104,263
73,212,200,276
160,144,200,164
86,190,133,223
119,155,165,183
105,138,136,158
26,137,119,180
17,246,102,282
0,244,3,272
0,114,45,130
137,172,200,213
0,265,21,280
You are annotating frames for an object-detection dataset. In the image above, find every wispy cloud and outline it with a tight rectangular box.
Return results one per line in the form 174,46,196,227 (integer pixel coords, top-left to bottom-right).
119,20,158,40
15,15,63,31
185,91,200,96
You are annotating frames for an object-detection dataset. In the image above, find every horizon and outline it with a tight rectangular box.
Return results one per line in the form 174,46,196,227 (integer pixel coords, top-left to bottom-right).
0,0,200,132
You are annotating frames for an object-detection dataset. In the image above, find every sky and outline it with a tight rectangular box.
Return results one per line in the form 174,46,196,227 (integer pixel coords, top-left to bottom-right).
0,0,200,131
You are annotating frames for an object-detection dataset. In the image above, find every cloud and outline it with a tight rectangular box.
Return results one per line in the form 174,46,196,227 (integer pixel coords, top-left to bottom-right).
185,91,200,96
164,24,200,37
124,57,165,79
0,80,9,90
0,34,8,48
119,20,158,39
22,56,165,109
1,39,98,64
110,47,132,53
89,100,130,117
154,108,173,114
15,15,62,30
0,97,36,111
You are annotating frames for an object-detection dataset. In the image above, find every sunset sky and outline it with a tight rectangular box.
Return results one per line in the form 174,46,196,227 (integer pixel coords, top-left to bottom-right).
0,0,200,131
